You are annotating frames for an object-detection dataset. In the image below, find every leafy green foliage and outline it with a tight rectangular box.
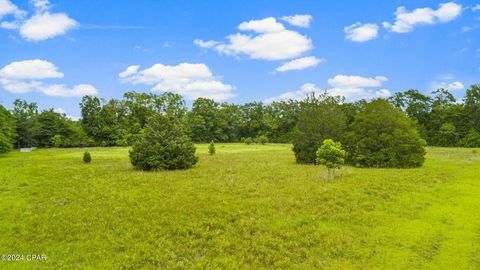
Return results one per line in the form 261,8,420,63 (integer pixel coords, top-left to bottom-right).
6,83,480,151
34,109,82,147
344,99,426,168
255,135,269,145
208,141,216,155
243,137,254,145
464,84,480,132
83,151,91,163
292,93,346,164
0,133,12,154
316,139,346,169
129,115,198,171
51,135,63,147
461,128,480,147
12,99,38,148
80,92,187,146
389,89,432,139
0,105,16,153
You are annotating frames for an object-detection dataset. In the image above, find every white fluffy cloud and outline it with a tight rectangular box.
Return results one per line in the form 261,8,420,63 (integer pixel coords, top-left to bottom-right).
0,59,64,79
327,75,387,88
473,5,480,11
119,63,235,101
432,81,465,91
280,14,313,28
383,2,462,33
38,84,97,97
344,22,379,42
275,56,323,72
195,17,313,61
265,75,390,103
0,0,25,19
20,12,78,41
0,0,77,41
238,17,285,33
0,59,97,97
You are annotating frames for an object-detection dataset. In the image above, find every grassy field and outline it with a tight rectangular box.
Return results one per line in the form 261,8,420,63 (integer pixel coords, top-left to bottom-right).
1,144,480,269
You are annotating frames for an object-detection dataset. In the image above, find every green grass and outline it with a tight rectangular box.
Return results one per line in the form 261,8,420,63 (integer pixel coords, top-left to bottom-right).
1,144,479,269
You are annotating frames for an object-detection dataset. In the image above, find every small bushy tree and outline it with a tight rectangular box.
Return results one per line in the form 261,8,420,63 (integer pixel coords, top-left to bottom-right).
83,151,91,163
51,134,63,148
244,137,254,145
0,105,15,153
208,140,216,155
255,135,268,145
0,133,12,154
129,115,198,171
462,128,480,147
344,99,426,168
316,139,346,179
292,93,346,164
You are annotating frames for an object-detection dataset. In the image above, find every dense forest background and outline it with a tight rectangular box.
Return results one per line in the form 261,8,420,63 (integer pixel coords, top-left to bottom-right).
1,84,480,152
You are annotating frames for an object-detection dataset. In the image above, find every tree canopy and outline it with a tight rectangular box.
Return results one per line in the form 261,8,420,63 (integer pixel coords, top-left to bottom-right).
344,99,426,168
292,93,347,164
129,115,198,171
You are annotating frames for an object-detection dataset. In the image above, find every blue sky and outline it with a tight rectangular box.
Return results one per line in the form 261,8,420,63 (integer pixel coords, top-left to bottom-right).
0,0,479,119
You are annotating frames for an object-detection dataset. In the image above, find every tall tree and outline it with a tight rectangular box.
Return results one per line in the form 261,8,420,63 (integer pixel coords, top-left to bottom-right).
464,84,480,131
344,99,426,168
292,93,346,164
389,89,432,139
0,104,16,153
12,99,38,148
187,98,223,142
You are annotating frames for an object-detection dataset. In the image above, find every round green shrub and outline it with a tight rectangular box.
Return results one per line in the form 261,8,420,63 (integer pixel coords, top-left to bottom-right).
83,151,91,163
208,140,216,155
255,135,269,145
244,137,254,145
129,115,198,171
344,99,426,168
316,139,346,169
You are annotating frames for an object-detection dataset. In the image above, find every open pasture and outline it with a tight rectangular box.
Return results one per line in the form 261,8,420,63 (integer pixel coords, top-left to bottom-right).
1,144,479,269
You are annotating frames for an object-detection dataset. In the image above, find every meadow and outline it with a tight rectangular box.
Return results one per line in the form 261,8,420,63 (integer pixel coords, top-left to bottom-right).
1,144,480,269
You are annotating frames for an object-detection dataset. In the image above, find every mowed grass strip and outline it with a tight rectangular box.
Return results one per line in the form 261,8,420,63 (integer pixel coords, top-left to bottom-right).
0,144,479,269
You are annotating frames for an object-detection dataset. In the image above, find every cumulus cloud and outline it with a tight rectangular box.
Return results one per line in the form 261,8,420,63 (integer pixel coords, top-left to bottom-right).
473,5,480,11
20,12,77,41
344,22,379,42
239,17,285,33
195,17,313,61
38,84,97,97
0,59,64,79
119,63,236,101
265,75,390,103
0,0,77,41
0,59,97,97
280,14,313,27
275,56,323,72
327,75,387,88
0,0,26,19
383,2,462,33
432,81,465,91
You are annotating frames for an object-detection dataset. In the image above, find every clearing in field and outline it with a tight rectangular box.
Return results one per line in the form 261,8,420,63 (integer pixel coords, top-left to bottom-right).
1,144,479,268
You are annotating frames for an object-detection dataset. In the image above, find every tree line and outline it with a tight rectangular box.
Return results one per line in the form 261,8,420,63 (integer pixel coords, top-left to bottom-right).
1,84,479,154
